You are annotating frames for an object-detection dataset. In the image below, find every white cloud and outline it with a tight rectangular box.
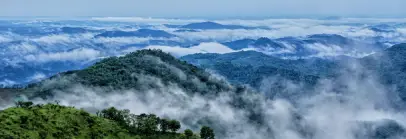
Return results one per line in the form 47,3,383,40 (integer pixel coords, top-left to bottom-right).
31,33,94,45
0,79,16,86
10,61,406,139
9,43,38,54
28,73,46,82
0,35,11,43
138,42,236,57
24,48,101,63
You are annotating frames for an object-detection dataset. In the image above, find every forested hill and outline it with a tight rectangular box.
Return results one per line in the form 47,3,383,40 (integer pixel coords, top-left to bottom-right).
361,43,406,101
181,51,336,89
22,49,234,99
0,102,212,139
5,49,255,139
0,49,230,139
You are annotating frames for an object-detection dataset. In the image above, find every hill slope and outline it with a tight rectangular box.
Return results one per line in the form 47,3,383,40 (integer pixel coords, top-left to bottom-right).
361,43,406,100
0,103,130,138
181,51,336,89
23,49,232,99
0,103,202,139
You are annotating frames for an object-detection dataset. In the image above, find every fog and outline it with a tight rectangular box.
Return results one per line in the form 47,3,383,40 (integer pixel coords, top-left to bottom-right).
0,58,402,139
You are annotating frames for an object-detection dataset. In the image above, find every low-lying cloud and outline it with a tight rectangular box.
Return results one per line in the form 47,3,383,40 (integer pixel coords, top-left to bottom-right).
24,48,101,63
123,42,236,57
3,60,404,139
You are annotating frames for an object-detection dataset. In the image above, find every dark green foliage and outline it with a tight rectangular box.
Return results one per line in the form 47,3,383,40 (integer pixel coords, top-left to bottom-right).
168,120,181,133
0,103,131,139
98,107,131,128
160,119,170,133
24,49,232,99
74,49,230,93
200,126,215,139
184,129,194,138
181,51,336,89
0,102,213,139
180,51,336,99
15,101,33,108
135,113,160,135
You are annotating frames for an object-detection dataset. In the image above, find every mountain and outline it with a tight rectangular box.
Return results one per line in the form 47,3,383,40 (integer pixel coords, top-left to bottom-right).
252,37,285,49
360,43,406,101
179,21,260,30
223,37,285,50
95,29,176,38
2,48,405,139
182,50,336,76
181,51,337,97
21,49,233,99
181,43,406,105
222,35,386,58
305,34,354,46
59,27,90,34
174,29,199,32
222,38,255,50
7,49,264,139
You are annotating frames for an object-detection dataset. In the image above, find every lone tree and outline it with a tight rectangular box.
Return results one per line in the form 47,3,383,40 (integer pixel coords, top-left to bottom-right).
184,129,194,139
168,120,181,133
200,126,215,139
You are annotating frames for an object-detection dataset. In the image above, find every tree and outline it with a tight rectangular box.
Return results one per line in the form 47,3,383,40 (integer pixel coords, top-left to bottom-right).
200,126,214,139
145,114,159,133
168,120,181,133
136,113,159,135
160,119,169,133
184,129,193,139
15,101,33,108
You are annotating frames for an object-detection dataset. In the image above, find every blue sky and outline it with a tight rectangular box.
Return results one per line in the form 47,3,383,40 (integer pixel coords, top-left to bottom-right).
1,0,405,18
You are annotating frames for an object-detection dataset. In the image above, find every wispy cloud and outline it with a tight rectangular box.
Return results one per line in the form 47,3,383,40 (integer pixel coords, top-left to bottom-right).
24,48,101,63
137,42,236,57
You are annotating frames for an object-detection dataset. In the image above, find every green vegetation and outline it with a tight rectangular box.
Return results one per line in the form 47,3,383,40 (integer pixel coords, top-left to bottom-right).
0,101,213,139
23,49,232,99
180,51,335,96
200,126,215,139
0,49,258,139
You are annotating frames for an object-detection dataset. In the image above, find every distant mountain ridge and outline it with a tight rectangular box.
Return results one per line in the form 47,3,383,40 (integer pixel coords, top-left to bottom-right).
174,21,268,30
181,50,337,98
95,29,176,38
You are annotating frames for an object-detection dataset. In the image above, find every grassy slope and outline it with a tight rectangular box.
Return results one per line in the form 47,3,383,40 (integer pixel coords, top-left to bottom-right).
0,103,197,139
0,103,133,139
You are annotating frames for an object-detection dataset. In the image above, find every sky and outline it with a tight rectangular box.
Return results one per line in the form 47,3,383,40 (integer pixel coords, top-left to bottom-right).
1,0,406,18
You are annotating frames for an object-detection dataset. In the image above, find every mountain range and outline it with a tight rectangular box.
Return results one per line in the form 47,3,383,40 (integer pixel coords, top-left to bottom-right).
1,18,406,139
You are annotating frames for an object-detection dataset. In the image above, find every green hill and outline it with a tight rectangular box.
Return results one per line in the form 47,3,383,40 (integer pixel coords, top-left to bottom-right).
22,49,233,99
0,49,244,139
180,51,337,98
0,102,205,139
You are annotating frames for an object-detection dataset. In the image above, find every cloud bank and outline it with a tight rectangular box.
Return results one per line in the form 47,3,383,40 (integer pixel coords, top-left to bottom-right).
1,60,403,139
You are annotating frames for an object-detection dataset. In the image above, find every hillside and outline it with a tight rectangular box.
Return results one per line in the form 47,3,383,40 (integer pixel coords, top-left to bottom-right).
361,43,406,101
181,51,336,89
0,102,204,139
5,49,257,139
23,49,232,99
